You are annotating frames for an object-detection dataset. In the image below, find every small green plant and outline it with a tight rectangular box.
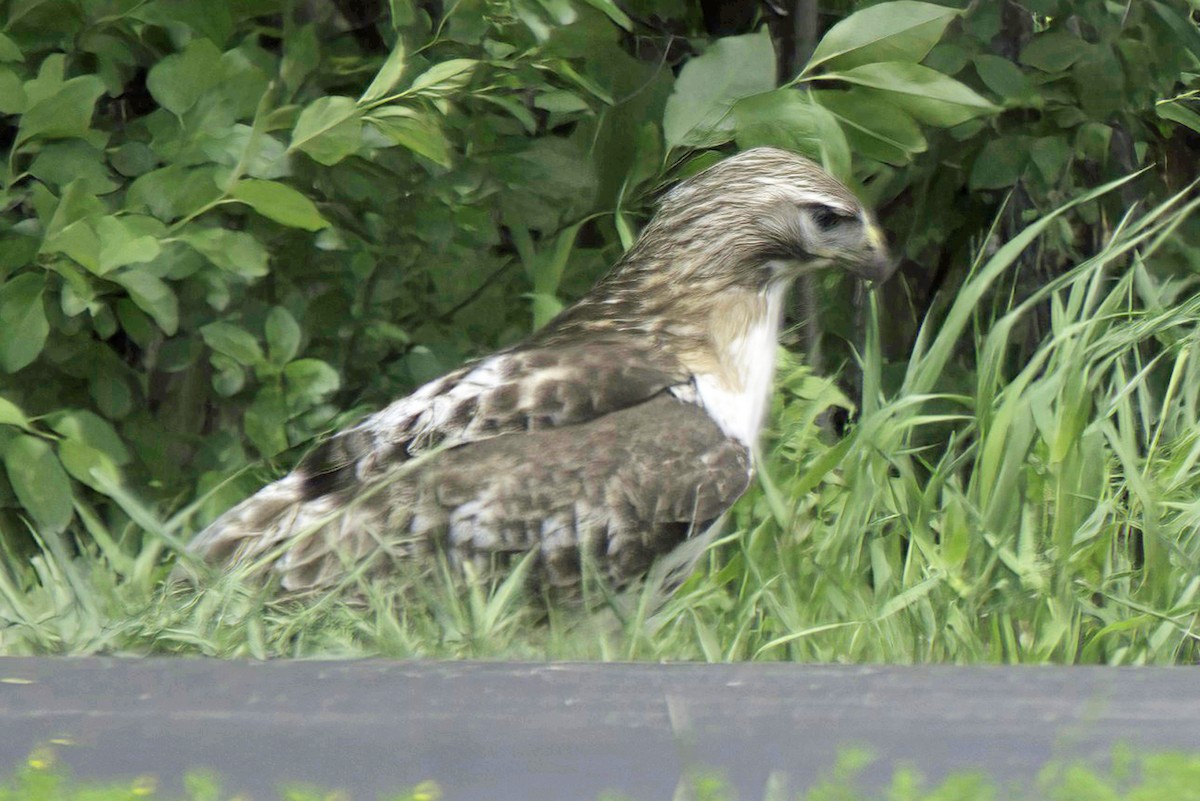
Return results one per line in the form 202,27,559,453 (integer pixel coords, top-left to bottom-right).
3,745,442,801
7,745,1200,801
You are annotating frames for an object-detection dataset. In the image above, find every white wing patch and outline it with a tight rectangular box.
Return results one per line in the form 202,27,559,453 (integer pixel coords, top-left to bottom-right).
362,353,512,450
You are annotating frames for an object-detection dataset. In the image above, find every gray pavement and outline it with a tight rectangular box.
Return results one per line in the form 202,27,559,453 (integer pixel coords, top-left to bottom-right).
1,658,1198,800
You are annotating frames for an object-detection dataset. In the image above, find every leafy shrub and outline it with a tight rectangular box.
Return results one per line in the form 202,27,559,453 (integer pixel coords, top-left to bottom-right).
1,0,637,541
0,0,999,547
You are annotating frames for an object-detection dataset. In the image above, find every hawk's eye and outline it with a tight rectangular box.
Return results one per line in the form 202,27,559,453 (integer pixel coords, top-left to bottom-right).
810,206,846,232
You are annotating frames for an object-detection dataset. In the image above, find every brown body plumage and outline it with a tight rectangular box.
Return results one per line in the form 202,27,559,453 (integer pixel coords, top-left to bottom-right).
181,148,893,593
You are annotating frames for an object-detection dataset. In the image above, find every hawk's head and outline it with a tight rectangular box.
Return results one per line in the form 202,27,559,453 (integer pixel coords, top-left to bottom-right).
639,147,894,288
543,147,893,378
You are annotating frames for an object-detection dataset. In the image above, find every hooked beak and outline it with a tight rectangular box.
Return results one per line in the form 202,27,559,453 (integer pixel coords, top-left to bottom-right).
854,222,897,283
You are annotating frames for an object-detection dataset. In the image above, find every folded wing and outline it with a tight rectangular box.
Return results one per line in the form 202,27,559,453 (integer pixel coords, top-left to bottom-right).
183,341,715,589
265,395,749,591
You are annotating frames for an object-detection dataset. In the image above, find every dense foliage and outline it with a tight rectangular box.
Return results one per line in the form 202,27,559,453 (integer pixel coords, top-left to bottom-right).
0,0,1198,662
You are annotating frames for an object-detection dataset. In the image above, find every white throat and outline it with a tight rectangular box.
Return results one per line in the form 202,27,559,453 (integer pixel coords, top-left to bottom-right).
678,282,789,451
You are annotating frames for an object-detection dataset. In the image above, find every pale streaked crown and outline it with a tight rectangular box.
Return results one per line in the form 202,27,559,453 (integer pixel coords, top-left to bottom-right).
641,147,892,285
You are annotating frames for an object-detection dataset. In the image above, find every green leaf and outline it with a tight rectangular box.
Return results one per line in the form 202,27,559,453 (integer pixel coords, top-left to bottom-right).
388,0,417,26
0,273,49,372
368,108,452,166
481,95,537,133
210,353,245,397
545,0,579,24
283,359,340,409
813,89,926,166
0,32,22,62
0,395,32,431
513,1,553,39
58,438,122,493
43,179,106,240
28,141,119,195
282,23,319,95
127,164,223,222
579,0,632,30
200,321,264,366
530,292,565,331
614,210,635,251
96,215,162,274
87,351,133,418
46,409,130,465
3,434,74,533
553,61,613,105
534,90,591,113
135,2,233,47
969,136,1029,190
145,39,223,115
42,219,101,274
807,1,961,72
821,62,999,126
290,96,362,166
1075,122,1112,163
265,306,302,366
1071,44,1124,117
1151,0,1200,60
497,137,597,231
56,260,99,316
972,54,1037,106
529,222,583,296
15,74,106,147
0,66,25,114
244,381,288,457
361,40,408,103
230,179,329,231
117,298,157,348
663,30,776,149
733,90,852,183
1019,31,1084,72
1157,100,1200,135
923,42,971,75
1030,136,1070,183
181,227,270,278
202,125,290,180
0,235,37,285
24,53,66,108
113,270,179,335
408,58,477,95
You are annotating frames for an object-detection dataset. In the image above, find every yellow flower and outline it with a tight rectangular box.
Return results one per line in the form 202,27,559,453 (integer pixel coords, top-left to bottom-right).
26,747,55,771
131,775,158,796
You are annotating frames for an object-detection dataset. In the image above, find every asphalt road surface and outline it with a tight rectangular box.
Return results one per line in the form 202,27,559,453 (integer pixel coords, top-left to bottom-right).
1,659,1198,800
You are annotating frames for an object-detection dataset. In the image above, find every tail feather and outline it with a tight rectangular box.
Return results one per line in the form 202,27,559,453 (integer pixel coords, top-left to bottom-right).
173,475,325,585
174,470,422,592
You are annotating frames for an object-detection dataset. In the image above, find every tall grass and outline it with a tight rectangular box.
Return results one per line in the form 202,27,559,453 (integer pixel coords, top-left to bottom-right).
1,180,1198,662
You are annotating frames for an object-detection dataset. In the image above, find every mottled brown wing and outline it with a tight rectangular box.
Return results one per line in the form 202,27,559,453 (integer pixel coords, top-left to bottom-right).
221,395,750,593
295,339,689,500
183,339,692,579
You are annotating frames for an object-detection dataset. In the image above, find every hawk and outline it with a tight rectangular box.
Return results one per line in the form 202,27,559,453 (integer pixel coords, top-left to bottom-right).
181,148,892,594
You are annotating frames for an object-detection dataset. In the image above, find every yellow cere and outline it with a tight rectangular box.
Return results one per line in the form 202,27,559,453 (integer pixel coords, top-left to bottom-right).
865,223,885,252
